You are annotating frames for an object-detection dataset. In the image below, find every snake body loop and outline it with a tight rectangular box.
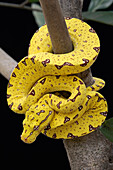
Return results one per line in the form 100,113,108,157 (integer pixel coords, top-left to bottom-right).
7,18,108,143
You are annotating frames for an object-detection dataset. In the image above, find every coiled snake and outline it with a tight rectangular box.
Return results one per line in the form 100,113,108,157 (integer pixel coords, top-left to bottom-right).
7,18,108,143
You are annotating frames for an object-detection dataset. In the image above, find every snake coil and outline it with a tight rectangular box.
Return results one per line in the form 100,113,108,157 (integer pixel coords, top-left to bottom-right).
7,18,108,143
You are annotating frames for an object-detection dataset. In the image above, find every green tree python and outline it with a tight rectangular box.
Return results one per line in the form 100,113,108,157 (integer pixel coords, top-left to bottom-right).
7,18,108,144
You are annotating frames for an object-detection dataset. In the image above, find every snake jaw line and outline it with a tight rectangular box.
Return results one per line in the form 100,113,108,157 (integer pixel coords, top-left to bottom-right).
7,18,108,143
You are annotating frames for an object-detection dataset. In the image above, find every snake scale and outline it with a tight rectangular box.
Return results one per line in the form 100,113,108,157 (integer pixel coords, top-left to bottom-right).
7,18,108,143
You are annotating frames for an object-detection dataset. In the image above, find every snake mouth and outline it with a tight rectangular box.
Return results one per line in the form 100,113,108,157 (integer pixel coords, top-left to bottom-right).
21,135,29,143
21,134,36,144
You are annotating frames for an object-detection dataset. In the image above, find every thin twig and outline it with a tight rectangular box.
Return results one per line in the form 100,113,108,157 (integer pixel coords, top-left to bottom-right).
0,2,42,12
20,0,29,7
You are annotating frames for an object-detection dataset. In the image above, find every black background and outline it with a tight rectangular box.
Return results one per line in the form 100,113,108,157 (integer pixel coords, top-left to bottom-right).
1,0,113,169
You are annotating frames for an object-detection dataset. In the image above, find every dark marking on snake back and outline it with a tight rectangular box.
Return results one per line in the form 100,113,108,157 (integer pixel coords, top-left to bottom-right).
78,105,83,111
100,111,107,116
79,80,83,84
73,77,77,82
18,103,23,110
95,93,105,102
89,28,95,33
93,55,97,60
49,94,52,98
93,47,100,53
80,58,89,67
85,95,92,106
22,57,28,66
9,102,13,109
36,110,45,116
55,62,74,69
75,121,79,125
89,125,96,131
12,72,16,77
42,59,50,67
44,124,51,130
52,133,57,139
29,89,35,96
40,78,46,85
31,56,36,64
8,83,13,88
7,94,11,99
67,133,77,138
56,75,61,79
39,111,52,125
33,125,39,131
67,86,81,102
64,116,70,123
15,64,20,70
57,101,62,109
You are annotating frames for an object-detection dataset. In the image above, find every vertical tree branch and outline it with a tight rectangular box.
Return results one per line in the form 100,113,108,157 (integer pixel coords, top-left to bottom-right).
58,0,83,19
39,0,73,54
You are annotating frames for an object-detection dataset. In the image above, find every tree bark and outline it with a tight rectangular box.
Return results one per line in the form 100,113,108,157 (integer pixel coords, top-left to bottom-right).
58,0,83,19
39,0,73,54
58,0,112,169
0,48,17,80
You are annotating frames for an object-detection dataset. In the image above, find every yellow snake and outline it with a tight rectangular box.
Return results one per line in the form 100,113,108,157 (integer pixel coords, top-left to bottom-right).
7,18,108,143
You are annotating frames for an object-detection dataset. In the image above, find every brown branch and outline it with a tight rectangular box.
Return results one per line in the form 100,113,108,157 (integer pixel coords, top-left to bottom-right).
58,0,83,19
64,129,112,170
39,0,73,54
0,2,42,12
0,48,17,80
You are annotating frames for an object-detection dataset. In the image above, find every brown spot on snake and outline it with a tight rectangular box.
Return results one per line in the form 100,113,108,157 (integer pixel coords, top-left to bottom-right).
15,64,20,70
42,59,50,67
40,78,46,85
89,28,95,33
8,83,13,88
7,94,11,99
67,133,76,138
67,86,81,102
86,95,92,106
73,77,77,82
29,89,35,96
31,56,36,64
57,101,62,109
80,58,89,67
55,62,74,69
89,125,96,131
93,47,100,53
64,117,70,123
36,110,45,116
52,133,57,138
18,103,23,110
9,102,13,109
95,93,105,102
78,105,83,111
100,111,108,116
22,57,28,66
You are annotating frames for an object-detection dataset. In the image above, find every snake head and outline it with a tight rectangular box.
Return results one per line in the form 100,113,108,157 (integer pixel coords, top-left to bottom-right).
21,101,54,144
21,121,39,144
